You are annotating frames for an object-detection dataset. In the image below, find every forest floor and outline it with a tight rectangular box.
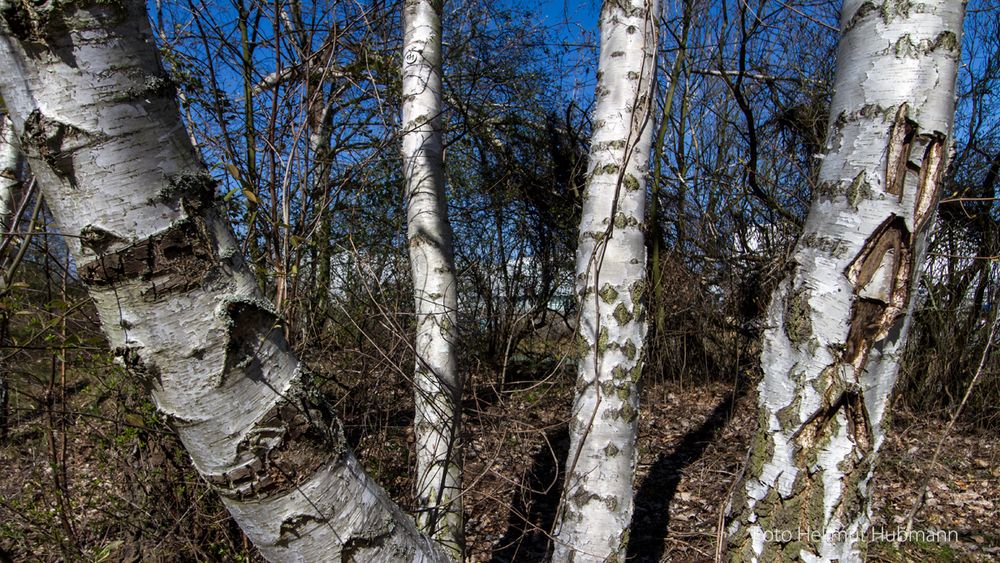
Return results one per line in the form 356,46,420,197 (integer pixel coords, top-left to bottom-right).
455,374,1000,562
1,356,998,562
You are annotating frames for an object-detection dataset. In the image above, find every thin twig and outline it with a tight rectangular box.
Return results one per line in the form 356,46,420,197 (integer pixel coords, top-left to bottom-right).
903,290,1000,534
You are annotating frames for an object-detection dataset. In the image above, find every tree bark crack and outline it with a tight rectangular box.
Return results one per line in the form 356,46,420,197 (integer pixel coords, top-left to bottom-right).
79,217,217,295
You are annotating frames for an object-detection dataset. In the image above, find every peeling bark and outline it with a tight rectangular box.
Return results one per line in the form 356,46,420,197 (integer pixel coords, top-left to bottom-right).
0,1,448,560
725,1,966,561
551,1,659,561
401,0,463,557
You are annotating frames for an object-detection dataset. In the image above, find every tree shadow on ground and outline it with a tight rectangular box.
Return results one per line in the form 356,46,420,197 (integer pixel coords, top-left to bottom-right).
490,425,569,563
627,383,747,562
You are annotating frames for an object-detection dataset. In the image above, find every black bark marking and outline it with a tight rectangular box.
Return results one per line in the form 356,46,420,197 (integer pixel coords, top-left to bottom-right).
79,225,125,255
786,388,874,546
207,381,344,501
0,0,128,45
112,73,177,104
275,514,323,548
794,387,872,464
216,301,342,500
341,524,396,562
885,104,915,199
842,390,872,454
803,390,873,524
158,171,219,212
0,0,33,41
20,110,105,187
844,215,912,366
113,345,162,389
222,299,281,380
845,1,877,31
78,217,216,295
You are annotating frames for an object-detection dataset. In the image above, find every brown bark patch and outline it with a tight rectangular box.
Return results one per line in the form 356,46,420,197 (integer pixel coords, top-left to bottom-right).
843,215,912,366
914,134,946,233
78,217,217,295
844,299,888,366
208,385,344,501
846,214,910,293
795,383,872,454
885,104,916,199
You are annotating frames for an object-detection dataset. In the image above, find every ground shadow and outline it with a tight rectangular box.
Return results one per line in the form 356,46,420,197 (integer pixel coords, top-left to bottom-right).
627,383,747,562
491,424,569,563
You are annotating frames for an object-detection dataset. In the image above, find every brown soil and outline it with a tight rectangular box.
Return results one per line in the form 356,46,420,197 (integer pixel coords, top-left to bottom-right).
458,374,1000,562
2,365,997,562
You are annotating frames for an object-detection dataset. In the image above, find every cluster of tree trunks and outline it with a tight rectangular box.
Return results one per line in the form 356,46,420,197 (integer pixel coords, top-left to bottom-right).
0,0,966,561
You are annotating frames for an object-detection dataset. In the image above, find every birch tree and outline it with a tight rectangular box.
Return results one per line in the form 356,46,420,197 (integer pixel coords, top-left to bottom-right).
552,1,658,560
0,1,450,560
0,115,18,232
0,113,16,442
401,0,463,556
725,0,966,560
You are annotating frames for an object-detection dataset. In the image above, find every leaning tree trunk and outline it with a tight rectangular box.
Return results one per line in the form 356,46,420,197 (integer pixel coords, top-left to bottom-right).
0,1,449,561
725,0,966,561
552,1,658,561
401,0,463,557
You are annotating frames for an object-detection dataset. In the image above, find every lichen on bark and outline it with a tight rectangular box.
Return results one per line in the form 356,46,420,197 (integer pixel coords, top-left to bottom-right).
553,1,658,560
0,0,449,559
725,0,966,560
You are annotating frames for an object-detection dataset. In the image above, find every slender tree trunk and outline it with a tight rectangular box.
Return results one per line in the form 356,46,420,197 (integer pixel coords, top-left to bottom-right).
401,0,463,557
0,115,18,233
0,114,16,443
552,1,658,560
725,1,965,561
0,2,449,560
305,67,335,332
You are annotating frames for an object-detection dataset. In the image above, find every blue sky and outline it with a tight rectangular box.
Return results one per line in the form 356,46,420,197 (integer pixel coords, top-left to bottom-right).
538,0,600,31
532,0,602,105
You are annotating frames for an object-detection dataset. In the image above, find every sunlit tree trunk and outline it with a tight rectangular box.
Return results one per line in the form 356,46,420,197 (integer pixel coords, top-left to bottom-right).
725,1,966,561
552,1,659,560
0,115,17,232
0,2,449,560
0,113,16,443
401,0,463,557
310,103,334,322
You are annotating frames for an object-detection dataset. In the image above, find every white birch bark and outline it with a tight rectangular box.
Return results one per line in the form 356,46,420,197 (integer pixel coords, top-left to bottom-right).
401,0,463,557
0,113,14,442
0,2,449,561
0,115,18,233
726,1,966,561
552,1,658,560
